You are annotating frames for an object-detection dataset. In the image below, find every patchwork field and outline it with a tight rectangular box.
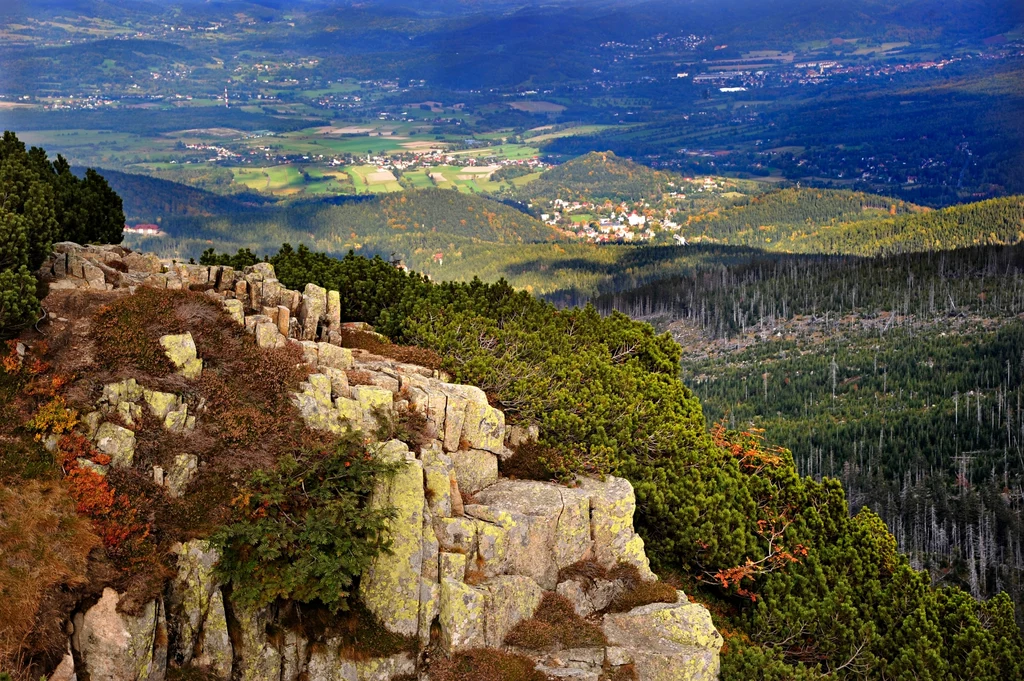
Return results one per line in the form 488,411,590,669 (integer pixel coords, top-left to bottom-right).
231,165,353,196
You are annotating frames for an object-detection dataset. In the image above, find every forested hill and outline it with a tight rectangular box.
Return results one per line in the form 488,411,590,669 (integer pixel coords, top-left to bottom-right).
681,192,1024,255
787,195,1024,255
127,187,564,267
524,150,676,202
684,187,918,241
86,168,274,223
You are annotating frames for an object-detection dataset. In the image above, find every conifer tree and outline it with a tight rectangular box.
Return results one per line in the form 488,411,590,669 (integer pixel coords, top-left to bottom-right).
0,131,124,334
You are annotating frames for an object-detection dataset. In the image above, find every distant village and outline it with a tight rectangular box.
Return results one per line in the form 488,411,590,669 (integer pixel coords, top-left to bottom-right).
535,176,727,244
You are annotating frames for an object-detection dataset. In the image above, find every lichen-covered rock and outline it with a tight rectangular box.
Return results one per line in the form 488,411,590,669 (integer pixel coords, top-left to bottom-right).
77,458,109,476
401,375,448,438
469,506,517,579
472,480,592,589
481,576,544,648
215,266,236,292
507,424,539,447
144,389,181,420
577,476,654,580
300,340,319,368
276,305,291,336
462,396,505,454
221,298,244,325
124,252,163,274
442,388,470,452
165,454,198,498
232,600,281,681
249,262,276,280
417,576,440,647
602,598,723,681
440,552,467,581
195,592,232,678
102,379,144,406
355,652,416,681
48,645,76,681
424,464,453,517
164,404,190,433
335,396,363,431
435,516,478,555
160,332,202,378
359,440,425,637
306,640,358,681
244,313,270,333
255,321,285,349
74,588,167,681
439,577,486,651
556,577,624,618
299,283,328,341
294,379,345,434
83,262,107,290
451,449,498,495
82,410,103,439
279,628,308,681
94,422,137,468
317,342,353,370
116,400,143,426
326,290,341,328
351,385,393,432
167,541,232,679
323,367,350,399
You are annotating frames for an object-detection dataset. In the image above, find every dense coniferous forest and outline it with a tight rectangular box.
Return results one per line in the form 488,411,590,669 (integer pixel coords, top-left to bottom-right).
596,243,1024,620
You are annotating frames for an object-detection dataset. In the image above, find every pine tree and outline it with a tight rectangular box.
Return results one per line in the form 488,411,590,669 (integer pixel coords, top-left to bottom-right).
0,130,124,334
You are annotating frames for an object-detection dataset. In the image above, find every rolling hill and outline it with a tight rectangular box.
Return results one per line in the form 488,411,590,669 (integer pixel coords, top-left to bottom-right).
523,151,676,202
679,193,1024,255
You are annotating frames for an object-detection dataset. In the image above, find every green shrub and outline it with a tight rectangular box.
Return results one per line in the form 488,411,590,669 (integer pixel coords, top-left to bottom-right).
211,432,398,611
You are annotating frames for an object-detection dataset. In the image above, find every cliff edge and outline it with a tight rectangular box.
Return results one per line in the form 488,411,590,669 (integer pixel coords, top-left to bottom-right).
29,243,723,681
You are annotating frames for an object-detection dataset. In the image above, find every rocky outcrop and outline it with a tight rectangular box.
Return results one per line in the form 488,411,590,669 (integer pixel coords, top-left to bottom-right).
42,248,723,681
604,600,723,680
166,541,232,678
71,588,167,681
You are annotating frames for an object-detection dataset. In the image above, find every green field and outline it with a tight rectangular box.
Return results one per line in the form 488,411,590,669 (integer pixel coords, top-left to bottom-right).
345,165,403,193
524,125,615,143
448,143,540,160
231,165,353,196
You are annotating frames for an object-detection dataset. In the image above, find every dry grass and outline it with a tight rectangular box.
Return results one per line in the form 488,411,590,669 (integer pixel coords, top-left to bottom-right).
373,403,433,449
429,648,552,681
498,441,561,482
339,329,442,370
600,663,638,681
346,369,375,386
558,560,679,614
504,592,606,650
0,481,98,679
